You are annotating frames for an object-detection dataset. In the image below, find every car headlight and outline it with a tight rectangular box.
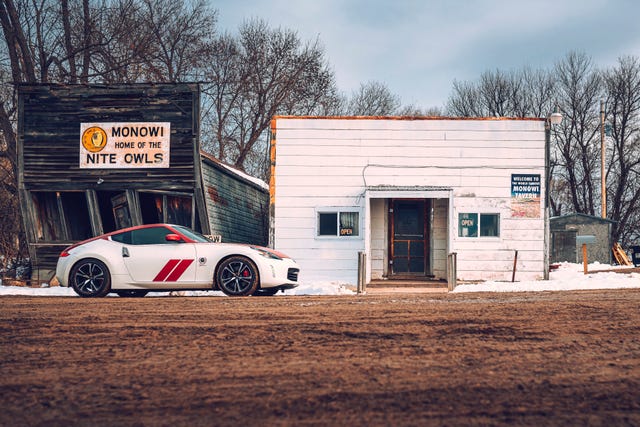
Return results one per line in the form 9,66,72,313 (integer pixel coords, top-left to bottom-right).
250,246,283,260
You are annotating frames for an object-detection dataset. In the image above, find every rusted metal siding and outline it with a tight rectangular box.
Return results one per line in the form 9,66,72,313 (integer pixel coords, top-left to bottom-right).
200,155,268,246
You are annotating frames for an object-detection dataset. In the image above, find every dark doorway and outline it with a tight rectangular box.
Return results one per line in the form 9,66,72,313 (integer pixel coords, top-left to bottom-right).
95,191,123,233
390,199,430,276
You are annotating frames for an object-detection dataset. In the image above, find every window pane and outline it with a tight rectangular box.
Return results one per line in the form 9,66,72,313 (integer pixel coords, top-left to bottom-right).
394,201,423,237
458,213,478,237
131,226,174,245
480,214,500,237
393,258,408,274
394,241,408,256
60,192,92,240
31,192,63,241
140,192,163,224
318,213,337,236
173,225,211,243
167,195,192,227
339,212,359,236
111,231,132,245
409,257,425,273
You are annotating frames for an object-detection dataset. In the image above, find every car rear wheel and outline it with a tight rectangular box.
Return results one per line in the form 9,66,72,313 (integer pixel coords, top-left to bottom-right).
216,256,259,296
70,258,111,298
116,290,148,298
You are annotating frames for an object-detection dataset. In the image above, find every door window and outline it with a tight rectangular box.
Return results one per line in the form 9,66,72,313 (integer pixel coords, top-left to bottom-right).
391,200,427,275
112,226,175,245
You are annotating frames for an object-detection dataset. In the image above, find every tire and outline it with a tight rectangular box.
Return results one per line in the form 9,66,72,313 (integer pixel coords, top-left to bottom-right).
116,290,148,298
216,256,259,297
70,258,111,298
253,288,279,296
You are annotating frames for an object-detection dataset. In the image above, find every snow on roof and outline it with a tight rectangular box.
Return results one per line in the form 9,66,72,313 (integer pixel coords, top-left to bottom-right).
200,152,268,191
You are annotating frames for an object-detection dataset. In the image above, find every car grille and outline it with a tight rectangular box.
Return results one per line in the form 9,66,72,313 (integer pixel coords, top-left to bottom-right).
287,268,299,282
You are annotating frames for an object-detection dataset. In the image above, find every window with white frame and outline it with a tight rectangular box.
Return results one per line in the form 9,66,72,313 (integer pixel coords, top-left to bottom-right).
458,213,500,238
317,209,360,237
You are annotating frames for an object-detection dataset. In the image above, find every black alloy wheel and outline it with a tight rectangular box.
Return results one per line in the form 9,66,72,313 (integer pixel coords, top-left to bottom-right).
70,258,111,297
216,256,259,296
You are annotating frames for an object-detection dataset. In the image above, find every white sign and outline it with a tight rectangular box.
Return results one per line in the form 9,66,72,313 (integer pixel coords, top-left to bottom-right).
80,122,170,168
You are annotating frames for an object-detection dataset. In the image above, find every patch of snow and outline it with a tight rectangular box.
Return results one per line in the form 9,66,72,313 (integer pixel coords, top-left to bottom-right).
1,262,638,296
282,282,356,296
217,162,269,191
453,262,640,293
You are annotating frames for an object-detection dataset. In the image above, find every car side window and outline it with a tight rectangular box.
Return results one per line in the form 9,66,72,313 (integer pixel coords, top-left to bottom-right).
111,231,132,244
130,227,174,245
111,227,176,245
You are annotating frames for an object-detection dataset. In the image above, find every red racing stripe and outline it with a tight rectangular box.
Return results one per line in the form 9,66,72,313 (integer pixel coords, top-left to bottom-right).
165,259,194,281
153,259,181,282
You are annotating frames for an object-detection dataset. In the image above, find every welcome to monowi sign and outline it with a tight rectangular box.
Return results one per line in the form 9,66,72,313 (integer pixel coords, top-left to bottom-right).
80,122,170,168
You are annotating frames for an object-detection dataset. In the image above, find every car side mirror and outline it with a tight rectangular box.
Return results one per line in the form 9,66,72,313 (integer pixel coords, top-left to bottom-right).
165,234,183,243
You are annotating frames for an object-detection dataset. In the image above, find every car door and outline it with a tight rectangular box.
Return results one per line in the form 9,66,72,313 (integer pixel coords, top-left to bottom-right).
118,226,197,287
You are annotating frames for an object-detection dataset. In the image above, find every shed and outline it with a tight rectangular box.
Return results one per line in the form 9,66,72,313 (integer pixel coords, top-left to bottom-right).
269,116,548,285
550,213,615,264
18,83,268,282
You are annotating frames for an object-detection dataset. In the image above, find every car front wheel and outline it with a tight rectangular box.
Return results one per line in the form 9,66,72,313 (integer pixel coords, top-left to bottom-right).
216,256,259,296
70,258,111,298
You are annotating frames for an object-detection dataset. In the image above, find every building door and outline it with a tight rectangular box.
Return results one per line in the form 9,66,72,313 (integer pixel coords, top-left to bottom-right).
111,193,132,230
390,199,429,276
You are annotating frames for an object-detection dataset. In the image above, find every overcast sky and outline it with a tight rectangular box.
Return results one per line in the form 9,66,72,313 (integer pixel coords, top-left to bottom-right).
216,0,640,110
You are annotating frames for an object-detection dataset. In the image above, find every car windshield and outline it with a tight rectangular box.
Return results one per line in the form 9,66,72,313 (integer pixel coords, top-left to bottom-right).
172,225,212,243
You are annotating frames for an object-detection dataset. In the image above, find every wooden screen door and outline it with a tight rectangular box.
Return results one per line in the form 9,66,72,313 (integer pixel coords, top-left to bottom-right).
390,199,428,276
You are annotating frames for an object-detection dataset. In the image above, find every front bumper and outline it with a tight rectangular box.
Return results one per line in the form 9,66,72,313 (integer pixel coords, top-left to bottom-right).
259,258,300,289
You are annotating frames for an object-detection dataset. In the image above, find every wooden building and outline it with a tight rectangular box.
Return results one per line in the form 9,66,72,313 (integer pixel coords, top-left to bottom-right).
18,83,267,281
550,213,615,264
269,116,548,285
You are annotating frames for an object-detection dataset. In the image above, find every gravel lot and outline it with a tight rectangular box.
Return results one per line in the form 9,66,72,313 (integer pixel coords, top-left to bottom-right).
1,289,640,426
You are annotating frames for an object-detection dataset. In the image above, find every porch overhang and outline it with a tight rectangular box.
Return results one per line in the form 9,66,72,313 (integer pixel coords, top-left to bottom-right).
364,185,452,199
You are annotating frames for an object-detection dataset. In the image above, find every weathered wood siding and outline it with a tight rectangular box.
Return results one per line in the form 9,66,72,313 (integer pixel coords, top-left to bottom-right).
272,117,547,283
200,155,269,246
17,83,201,281
18,83,199,192
369,198,387,280
432,198,449,279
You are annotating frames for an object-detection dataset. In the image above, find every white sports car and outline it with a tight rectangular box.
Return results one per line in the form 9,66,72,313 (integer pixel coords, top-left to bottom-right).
55,224,300,297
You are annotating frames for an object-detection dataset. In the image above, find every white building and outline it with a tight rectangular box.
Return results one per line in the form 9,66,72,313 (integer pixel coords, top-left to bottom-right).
269,117,548,285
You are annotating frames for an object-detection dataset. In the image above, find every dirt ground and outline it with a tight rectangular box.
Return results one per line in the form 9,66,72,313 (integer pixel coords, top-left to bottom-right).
1,289,640,426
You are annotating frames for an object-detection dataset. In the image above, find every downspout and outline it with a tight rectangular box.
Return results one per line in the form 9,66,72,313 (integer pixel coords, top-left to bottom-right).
544,120,551,280
268,119,277,248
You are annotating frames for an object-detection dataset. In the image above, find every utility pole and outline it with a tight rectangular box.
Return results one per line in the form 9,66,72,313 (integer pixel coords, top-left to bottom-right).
601,99,606,219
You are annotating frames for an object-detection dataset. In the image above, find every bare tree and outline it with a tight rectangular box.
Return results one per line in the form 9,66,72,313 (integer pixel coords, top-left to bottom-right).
139,0,216,81
446,79,483,117
553,51,602,216
603,56,640,246
202,19,339,178
347,81,400,116
0,0,220,270
447,68,556,118
397,104,442,116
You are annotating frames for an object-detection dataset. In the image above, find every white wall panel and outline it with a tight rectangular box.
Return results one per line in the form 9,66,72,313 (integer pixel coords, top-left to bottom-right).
272,117,547,284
